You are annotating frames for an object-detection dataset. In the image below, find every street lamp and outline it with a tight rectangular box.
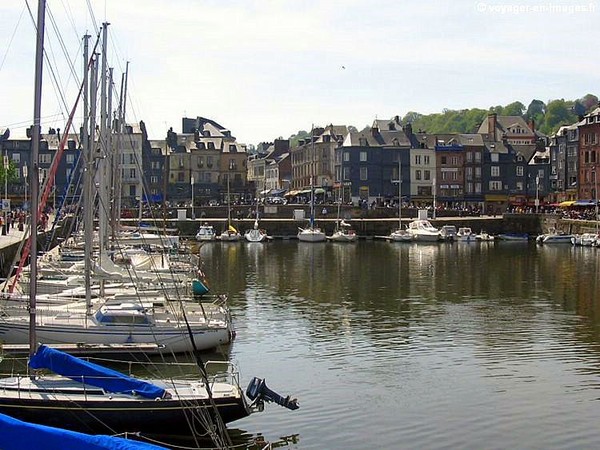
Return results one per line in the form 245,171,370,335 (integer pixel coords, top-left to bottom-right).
593,167,598,233
190,176,195,219
3,153,8,212
23,165,28,210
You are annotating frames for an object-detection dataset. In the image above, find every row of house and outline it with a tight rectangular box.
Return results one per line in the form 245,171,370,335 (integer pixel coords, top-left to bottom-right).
0,106,599,213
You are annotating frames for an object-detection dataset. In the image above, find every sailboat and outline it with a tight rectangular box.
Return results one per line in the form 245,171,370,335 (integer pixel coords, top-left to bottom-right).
244,182,270,242
388,159,412,242
0,3,298,445
0,22,234,355
297,131,326,242
219,176,241,241
327,182,357,242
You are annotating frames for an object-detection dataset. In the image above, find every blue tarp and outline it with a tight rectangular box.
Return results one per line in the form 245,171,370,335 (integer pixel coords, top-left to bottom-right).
28,345,166,399
0,412,167,450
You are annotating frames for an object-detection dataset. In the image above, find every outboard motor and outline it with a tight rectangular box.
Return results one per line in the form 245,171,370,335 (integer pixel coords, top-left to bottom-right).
246,377,299,411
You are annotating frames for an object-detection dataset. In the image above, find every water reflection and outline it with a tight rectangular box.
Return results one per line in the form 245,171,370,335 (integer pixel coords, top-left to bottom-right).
203,241,600,449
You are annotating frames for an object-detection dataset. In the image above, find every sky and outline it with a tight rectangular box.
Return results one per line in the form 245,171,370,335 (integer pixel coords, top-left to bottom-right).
0,0,598,147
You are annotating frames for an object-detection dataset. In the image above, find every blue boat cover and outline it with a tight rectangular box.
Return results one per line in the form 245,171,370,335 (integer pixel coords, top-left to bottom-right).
29,345,166,399
0,412,167,450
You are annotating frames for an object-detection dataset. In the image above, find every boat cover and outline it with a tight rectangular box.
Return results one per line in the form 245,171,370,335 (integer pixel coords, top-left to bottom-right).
28,345,166,399
0,412,167,449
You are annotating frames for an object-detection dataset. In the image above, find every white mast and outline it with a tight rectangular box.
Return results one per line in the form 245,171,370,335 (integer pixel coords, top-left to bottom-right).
29,0,47,356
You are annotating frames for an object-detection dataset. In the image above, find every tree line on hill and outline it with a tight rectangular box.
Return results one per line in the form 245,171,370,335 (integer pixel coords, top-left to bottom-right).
288,93,598,145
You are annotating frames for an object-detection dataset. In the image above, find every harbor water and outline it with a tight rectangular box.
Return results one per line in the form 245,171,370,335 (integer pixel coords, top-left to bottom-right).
200,240,600,449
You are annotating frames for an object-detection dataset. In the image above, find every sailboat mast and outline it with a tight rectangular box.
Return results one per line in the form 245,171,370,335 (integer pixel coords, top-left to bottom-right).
82,34,92,316
398,159,402,230
29,0,47,357
310,125,315,228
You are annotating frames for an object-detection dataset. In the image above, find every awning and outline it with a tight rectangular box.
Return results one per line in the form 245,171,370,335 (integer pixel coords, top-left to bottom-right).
558,200,576,207
270,188,287,196
574,199,597,206
285,190,299,196
314,188,325,195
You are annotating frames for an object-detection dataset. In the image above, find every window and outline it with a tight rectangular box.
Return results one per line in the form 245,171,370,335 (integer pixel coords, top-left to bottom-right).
466,152,472,163
415,155,421,165
516,182,524,191
424,155,430,165
466,167,473,179
489,180,502,190
66,154,75,164
129,168,136,179
424,170,431,181
343,167,350,181
466,182,473,193
360,167,368,180
451,156,458,165
343,152,350,162
491,153,499,162
129,154,136,164
516,166,524,177
415,170,422,181
491,166,500,177
39,154,51,164
11,153,20,163
475,182,481,193
150,176,158,184
474,152,481,163
360,151,367,162
441,156,447,165
475,167,481,178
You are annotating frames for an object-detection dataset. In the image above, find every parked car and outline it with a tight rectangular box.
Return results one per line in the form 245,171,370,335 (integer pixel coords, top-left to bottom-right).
266,197,287,205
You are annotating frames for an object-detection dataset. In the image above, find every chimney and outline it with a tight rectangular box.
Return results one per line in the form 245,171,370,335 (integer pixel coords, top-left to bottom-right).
488,113,497,141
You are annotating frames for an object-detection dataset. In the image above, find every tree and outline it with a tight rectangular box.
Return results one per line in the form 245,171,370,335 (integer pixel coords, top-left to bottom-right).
580,93,599,112
541,99,577,134
503,101,526,116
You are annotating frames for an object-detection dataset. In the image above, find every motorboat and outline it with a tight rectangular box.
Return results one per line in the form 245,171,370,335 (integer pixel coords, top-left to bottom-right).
196,224,216,241
571,232,599,246
536,228,574,244
406,219,441,242
439,225,457,242
456,227,475,242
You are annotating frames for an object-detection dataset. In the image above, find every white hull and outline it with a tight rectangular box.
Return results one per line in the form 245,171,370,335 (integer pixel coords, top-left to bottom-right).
219,231,241,242
245,228,268,242
389,229,413,242
0,319,231,354
297,228,326,242
196,226,216,241
407,219,441,242
327,230,357,242
536,234,574,244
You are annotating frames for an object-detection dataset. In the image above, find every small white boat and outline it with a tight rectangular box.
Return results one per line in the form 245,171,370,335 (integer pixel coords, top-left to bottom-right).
536,228,574,244
456,227,475,242
298,226,326,242
439,225,457,242
196,224,216,241
407,219,441,242
475,231,495,241
498,233,529,241
219,225,241,242
571,232,599,246
328,221,357,242
245,220,270,242
389,228,413,242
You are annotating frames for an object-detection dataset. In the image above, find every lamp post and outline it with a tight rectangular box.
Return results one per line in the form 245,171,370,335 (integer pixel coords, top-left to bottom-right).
190,176,195,219
3,153,8,211
594,166,598,233
432,176,437,219
535,175,540,214
23,165,28,210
